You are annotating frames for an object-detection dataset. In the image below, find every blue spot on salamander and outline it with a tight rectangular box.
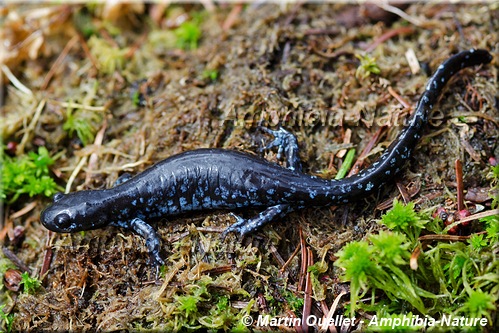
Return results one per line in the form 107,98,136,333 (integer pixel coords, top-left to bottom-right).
366,182,374,191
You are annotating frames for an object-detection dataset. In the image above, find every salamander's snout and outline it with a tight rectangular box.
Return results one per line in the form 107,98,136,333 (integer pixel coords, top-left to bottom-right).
40,190,111,233
40,192,77,233
40,204,72,233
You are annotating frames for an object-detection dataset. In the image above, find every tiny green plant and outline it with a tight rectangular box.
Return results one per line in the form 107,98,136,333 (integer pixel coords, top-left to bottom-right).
87,35,127,74
0,304,14,333
481,215,499,245
198,295,237,330
468,233,488,251
459,290,496,321
73,8,97,38
335,230,429,316
335,148,356,180
1,146,61,203
334,240,373,317
282,289,304,312
131,90,141,107
63,103,101,146
380,199,426,241
20,272,41,294
174,20,202,50
202,69,219,81
172,277,215,328
488,164,499,209
166,275,252,331
355,53,381,79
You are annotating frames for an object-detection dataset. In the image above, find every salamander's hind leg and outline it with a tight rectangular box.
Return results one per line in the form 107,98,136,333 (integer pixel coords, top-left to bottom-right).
222,203,293,238
110,218,164,276
258,126,302,172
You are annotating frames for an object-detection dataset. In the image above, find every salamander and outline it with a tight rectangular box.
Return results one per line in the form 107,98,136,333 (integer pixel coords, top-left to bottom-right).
41,49,492,269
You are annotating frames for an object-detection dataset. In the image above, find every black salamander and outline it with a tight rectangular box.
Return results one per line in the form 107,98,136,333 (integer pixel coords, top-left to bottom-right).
41,49,492,269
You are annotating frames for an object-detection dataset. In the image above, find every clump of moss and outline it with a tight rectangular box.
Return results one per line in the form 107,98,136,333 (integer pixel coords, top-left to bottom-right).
1,146,61,203
0,304,14,333
355,53,381,79
62,103,102,146
148,15,203,53
488,164,499,209
380,199,426,241
156,275,253,332
19,272,41,295
335,200,498,328
88,35,128,74
174,20,202,50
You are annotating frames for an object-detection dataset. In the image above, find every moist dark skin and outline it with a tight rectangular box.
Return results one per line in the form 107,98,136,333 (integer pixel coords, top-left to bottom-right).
41,49,493,270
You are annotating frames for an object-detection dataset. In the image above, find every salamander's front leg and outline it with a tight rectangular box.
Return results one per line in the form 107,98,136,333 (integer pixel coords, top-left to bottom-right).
110,218,164,273
222,203,293,238
259,127,302,172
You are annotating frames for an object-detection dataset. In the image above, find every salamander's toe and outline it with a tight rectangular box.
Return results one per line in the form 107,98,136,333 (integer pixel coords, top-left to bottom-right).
221,213,247,240
150,252,165,280
257,126,302,171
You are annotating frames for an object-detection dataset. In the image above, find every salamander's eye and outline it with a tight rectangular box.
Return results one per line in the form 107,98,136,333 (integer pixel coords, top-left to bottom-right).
53,192,65,202
54,213,71,229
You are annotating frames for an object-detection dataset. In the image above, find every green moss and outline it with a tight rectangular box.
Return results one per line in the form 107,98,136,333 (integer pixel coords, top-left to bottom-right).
457,290,496,321
334,240,374,316
62,102,102,146
87,35,128,74
174,21,202,50
202,69,219,81
164,276,253,331
381,199,426,241
481,215,499,244
1,146,61,203
0,304,14,333
468,234,488,251
20,272,41,295
73,8,98,38
335,199,498,326
488,164,499,209
355,53,381,79
282,290,304,312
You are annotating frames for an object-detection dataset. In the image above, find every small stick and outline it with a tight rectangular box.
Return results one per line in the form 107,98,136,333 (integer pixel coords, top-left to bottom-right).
40,231,53,280
279,244,301,274
10,201,38,219
2,246,31,274
42,34,79,89
455,159,464,212
298,228,307,291
388,86,412,109
301,248,313,333
222,3,243,31
396,182,411,204
348,126,385,177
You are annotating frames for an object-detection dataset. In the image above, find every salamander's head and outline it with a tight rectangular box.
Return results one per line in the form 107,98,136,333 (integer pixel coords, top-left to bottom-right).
41,191,110,233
